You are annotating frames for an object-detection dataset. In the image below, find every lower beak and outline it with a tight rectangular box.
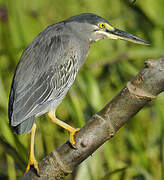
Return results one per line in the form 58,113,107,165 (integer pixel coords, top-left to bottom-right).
106,28,150,45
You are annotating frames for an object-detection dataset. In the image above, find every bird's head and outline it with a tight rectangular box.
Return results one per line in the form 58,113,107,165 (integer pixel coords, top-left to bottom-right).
66,13,149,45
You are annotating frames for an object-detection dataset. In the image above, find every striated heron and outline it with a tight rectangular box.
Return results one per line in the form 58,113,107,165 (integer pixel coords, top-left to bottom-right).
8,13,149,174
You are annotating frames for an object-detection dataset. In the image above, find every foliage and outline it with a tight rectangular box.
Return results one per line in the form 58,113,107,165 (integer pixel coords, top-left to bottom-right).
0,0,164,179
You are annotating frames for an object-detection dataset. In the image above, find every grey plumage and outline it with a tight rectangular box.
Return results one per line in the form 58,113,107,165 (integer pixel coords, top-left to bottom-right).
8,13,149,134
9,16,90,134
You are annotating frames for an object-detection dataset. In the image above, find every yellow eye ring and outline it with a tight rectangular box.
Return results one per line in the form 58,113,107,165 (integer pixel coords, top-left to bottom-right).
99,23,105,29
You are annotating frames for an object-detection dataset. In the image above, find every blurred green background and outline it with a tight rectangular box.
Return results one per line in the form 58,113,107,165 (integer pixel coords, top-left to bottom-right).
0,0,164,179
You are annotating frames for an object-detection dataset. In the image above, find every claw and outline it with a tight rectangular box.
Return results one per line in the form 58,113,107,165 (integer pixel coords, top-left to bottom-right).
25,158,39,174
48,111,80,147
69,128,80,147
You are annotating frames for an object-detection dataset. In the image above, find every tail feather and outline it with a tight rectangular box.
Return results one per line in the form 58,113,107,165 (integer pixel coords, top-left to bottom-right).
9,80,35,134
12,117,35,134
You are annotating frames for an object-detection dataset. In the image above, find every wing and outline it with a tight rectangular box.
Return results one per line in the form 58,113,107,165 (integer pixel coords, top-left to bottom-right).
9,23,82,127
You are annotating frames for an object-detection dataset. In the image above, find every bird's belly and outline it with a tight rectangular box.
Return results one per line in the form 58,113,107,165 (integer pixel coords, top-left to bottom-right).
35,99,61,117
35,81,73,117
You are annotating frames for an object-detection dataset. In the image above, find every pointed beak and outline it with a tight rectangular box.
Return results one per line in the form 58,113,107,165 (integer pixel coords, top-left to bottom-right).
99,23,150,45
106,28,150,45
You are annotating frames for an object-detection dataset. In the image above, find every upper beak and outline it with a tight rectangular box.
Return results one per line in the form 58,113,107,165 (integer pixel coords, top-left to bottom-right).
105,27,150,45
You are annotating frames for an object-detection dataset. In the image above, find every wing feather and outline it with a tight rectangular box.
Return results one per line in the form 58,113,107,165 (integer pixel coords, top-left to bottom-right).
9,22,81,126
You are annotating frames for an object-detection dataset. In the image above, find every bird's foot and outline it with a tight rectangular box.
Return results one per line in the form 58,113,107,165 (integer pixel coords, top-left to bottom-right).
25,157,39,175
69,128,80,147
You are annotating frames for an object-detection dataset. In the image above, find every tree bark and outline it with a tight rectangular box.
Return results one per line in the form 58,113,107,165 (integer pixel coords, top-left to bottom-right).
22,57,164,180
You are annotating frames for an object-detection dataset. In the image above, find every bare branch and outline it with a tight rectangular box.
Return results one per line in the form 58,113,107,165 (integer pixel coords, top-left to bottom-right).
22,57,164,180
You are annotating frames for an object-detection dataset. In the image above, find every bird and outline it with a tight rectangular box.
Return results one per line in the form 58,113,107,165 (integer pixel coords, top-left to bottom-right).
8,13,149,174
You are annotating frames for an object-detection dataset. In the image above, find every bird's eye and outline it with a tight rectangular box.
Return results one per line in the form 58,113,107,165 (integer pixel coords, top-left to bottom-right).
99,23,105,29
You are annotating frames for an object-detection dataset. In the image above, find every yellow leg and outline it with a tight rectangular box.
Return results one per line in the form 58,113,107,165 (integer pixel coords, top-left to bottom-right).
25,123,39,174
48,110,80,146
